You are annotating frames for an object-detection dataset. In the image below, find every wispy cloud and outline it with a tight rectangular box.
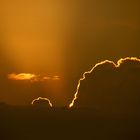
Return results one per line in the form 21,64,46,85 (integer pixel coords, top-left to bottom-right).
8,73,37,81
8,73,60,82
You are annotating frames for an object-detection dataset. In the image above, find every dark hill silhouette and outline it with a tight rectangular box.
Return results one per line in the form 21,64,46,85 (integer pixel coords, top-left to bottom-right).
0,104,140,140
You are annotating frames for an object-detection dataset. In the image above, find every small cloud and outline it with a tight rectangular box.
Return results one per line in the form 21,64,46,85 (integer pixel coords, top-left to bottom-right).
31,97,52,107
8,73,37,81
43,76,51,80
52,76,60,80
42,75,60,81
8,73,60,82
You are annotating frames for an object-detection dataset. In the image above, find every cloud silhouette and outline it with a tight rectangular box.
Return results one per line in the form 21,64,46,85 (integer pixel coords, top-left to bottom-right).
69,57,140,112
31,97,52,107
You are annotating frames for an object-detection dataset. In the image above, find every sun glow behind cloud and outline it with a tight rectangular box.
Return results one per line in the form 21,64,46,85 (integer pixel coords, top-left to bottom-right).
0,0,77,75
7,73,62,106
0,1,75,105
8,73,37,81
8,73,60,82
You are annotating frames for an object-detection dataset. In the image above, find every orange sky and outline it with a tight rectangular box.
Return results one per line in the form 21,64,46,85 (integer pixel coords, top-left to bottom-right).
0,0,140,106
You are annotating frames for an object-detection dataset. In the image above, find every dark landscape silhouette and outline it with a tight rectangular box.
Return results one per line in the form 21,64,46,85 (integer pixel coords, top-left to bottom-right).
0,102,140,140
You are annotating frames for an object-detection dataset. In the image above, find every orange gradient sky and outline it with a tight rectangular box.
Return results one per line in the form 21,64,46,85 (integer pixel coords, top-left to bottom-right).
0,0,140,106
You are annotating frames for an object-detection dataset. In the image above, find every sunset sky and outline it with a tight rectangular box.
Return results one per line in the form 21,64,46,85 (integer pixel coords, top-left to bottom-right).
0,0,140,107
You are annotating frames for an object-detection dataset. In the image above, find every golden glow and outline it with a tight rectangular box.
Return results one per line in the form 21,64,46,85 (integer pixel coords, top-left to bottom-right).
31,97,53,107
52,76,60,80
8,73,37,81
8,73,60,82
42,75,60,81
69,57,140,108
1,0,73,75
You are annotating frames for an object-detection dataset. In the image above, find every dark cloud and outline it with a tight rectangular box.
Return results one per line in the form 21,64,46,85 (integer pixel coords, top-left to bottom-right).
71,57,140,113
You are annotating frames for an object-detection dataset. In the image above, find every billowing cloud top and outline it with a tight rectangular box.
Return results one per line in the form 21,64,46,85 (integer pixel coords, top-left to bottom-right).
69,57,140,112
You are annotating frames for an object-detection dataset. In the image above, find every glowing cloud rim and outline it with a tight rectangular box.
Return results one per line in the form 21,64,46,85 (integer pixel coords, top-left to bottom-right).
31,97,53,107
69,57,140,108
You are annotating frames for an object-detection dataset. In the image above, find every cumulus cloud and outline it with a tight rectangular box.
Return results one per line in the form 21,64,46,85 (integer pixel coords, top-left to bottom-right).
69,57,140,112
31,97,52,107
